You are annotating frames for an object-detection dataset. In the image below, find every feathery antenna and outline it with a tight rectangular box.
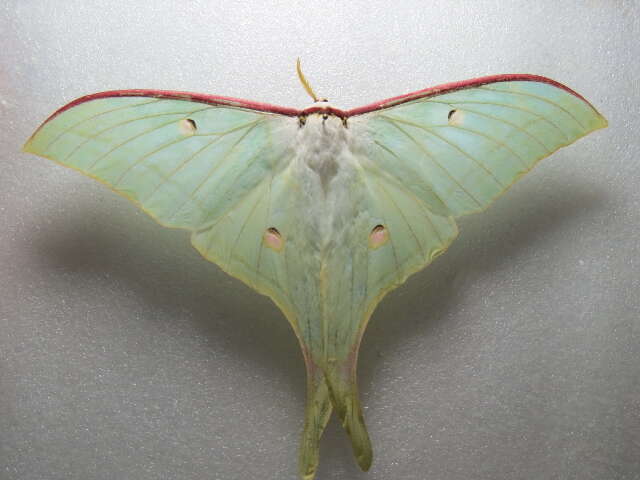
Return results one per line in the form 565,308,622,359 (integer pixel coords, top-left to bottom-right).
296,58,319,103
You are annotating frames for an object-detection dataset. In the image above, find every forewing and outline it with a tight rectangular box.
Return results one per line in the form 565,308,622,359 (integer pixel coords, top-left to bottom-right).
24,92,300,324
340,75,607,369
351,77,608,217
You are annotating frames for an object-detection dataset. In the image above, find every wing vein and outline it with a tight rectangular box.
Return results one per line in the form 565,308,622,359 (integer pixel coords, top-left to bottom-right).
378,117,484,208
64,108,209,164
426,101,552,156
88,107,213,171
113,135,194,187
347,248,356,350
478,86,586,130
370,140,448,218
377,181,426,256
382,114,507,188
367,145,448,247
227,188,266,286
255,170,275,283
194,144,296,249
426,99,570,140
373,180,401,280
144,119,262,205
431,124,530,170
43,98,161,152
182,120,263,200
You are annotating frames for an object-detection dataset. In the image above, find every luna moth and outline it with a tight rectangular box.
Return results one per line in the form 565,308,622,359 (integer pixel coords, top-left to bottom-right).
23,60,606,479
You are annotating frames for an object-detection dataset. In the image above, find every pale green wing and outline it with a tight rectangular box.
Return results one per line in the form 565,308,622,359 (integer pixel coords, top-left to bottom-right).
24,92,336,478
352,77,608,217
342,76,608,353
325,77,607,469
344,76,608,331
23,92,303,327
311,176,459,475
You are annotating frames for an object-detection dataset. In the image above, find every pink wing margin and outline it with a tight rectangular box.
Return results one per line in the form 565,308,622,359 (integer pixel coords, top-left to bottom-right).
40,89,302,125
37,74,600,126
346,73,602,116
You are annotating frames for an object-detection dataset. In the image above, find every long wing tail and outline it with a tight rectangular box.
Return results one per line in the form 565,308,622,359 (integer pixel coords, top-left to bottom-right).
299,365,333,480
299,357,372,479
325,366,373,471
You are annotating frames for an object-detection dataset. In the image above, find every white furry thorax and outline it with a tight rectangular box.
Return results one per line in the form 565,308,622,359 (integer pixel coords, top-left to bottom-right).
291,109,365,249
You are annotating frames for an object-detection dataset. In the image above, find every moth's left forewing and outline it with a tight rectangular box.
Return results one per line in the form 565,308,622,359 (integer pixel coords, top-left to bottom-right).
347,75,607,335
350,77,607,219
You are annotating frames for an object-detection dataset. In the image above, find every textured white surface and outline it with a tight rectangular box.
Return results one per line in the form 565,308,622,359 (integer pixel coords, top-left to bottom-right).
1,1,638,479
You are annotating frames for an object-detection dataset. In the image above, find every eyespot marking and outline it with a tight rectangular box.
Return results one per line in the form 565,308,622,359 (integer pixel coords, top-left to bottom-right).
179,118,197,135
369,224,388,249
447,109,464,125
264,227,284,251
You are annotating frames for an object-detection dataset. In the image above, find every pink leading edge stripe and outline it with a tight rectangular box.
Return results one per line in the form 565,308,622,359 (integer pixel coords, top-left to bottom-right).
41,74,598,124
345,73,599,115
40,89,302,124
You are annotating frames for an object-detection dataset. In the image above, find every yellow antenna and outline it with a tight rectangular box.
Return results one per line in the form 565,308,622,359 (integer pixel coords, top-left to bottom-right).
296,58,319,102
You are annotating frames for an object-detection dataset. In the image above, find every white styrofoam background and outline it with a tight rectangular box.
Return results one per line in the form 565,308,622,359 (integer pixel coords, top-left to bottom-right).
1,2,638,479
